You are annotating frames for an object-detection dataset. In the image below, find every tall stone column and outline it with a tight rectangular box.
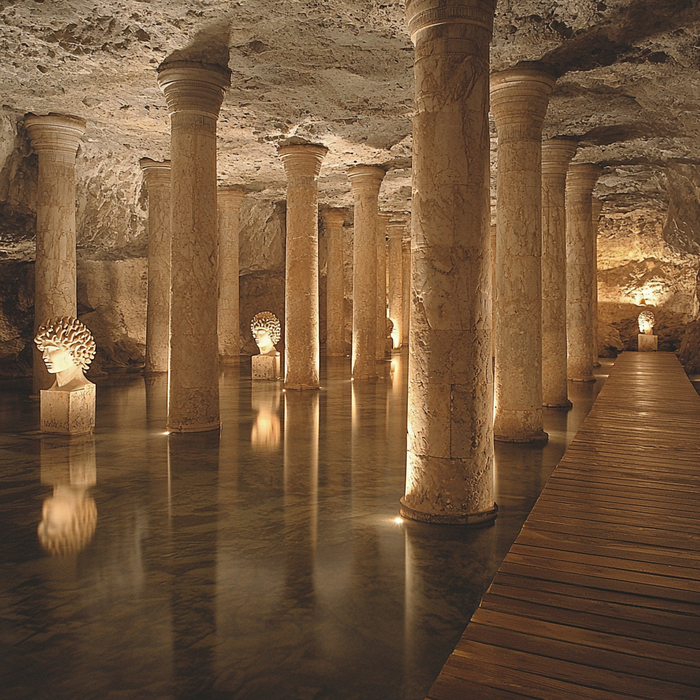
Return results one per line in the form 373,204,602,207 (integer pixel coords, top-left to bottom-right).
140,158,172,374
25,113,86,393
491,64,555,443
401,236,411,347
566,163,602,382
218,186,245,365
387,219,404,351
592,196,603,366
157,61,230,433
400,0,498,525
376,212,391,360
278,143,328,390
541,139,577,407
347,165,384,381
322,208,347,357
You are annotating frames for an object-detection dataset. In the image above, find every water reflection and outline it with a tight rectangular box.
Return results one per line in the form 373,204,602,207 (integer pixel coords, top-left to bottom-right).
252,383,282,450
38,435,97,557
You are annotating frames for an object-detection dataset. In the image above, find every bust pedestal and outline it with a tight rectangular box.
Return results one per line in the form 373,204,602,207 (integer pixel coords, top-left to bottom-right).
40,384,96,435
638,334,658,352
252,355,281,381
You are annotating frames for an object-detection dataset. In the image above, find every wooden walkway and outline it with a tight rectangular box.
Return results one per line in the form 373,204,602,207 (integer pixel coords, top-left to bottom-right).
428,352,700,700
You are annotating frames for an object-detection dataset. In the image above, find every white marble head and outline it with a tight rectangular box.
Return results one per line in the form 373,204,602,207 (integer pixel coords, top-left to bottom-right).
251,312,281,356
638,309,655,335
35,316,96,390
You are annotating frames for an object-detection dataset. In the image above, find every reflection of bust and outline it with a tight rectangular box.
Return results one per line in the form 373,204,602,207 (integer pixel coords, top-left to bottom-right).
251,312,281,357
638,309,655,335
34,316,96,391
38,484,97,557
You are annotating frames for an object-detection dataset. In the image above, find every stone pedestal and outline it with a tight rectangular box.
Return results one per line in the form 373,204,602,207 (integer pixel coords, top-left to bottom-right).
376,212,391,360
399,0,498,525
40,384,96,435
401,236,411,347
566,163,602,382
25,113,86,393
387,219,405,351
322,209,347,357
638,334,658,352
252,354,281,380
218,186,245,364
140,158,171,374
158,61,230,433
541,138,577,408
491,64,555,443
278,143,328,390
348,165,385,381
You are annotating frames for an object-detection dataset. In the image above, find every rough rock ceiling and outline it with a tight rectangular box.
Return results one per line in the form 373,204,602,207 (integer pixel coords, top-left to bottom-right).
1,0,700,259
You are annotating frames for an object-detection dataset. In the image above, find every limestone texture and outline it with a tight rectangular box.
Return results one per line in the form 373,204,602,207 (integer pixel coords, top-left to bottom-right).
40,383,95,435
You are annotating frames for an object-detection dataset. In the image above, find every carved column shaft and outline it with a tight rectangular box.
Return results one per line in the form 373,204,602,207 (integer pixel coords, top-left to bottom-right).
541,139,577,407
400,0,498,525
376,212,391,360
158,61,230,432
348,165,385,381
218,186,245,364
322,208,347,357
140,158,172,374
387,220,404,350
401,236,411,346
26,113,86,393
566,164,602,382
592,196,603,365
491,65,555,443
279,144,328,389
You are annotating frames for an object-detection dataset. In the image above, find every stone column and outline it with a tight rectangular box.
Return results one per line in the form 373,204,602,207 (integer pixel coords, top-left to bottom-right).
140,158,172,374
157,61,230,433
218,186,245,365
25,113,86,393
541,139,577,407
566,163,602,382
347,165,385,381
387,219,404,351
401,236,411,347
491,64,555,444
376,212,391,360
321,208,346,357
400,0,497,525
592,196,603,366
278,143,328,390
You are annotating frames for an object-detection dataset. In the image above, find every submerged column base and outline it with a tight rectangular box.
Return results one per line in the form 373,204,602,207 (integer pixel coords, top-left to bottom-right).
543,398,572,409
399,498,498,526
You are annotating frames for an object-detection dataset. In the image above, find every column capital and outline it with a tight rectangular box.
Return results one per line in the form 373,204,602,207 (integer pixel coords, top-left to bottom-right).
378,211,392,226
278,143,328,179
387,221,406,239
566,163,603,194
321,208,347,228
347,165,385,195
157,61,231,118
490,64,556,133
140,158,171,187
406,0,496,42
25,113,86,154
542,138,578,178
218,186,246,208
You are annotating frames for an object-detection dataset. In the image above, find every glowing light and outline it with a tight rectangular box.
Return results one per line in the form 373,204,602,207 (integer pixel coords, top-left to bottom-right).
394,516,404,524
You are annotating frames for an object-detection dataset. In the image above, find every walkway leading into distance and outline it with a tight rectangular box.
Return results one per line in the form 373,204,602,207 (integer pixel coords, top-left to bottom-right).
428,351,700,700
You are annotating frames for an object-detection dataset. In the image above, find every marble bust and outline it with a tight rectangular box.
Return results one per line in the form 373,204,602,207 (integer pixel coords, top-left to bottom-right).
251,311,281,356
35,316,97,391
638,309,655,335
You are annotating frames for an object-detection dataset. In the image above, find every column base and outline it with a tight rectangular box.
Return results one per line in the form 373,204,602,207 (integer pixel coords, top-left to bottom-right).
399,499,498,526
143,368,168,376
166,421,221,434
543,399,572,409
351,374,379,383
283,383,320,391
495,430,549,445
219,354,242,365
569,376,596,383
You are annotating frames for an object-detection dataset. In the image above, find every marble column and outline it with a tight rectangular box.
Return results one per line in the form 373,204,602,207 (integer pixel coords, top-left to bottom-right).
387,219,404,351
347,165,384,381
400,0,497,525
401,236,411,347
376,212,391,360
592,196,603,366
25,113,86,393
218,186,245,365
321,208,347,357
491,64,555,444
140,158,172,374
278,143,328,390
541,139,577,408
566,163,602,382
157,61,230,432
